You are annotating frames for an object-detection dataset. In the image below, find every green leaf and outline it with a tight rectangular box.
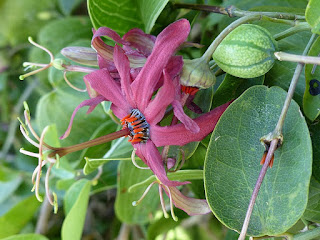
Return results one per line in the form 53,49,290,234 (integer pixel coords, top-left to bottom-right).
0,165,22,204
310,122,320,182
36,87,107,167
115,160,159,224
305,0,320,35
0,0,56,45
303,177,320,223
58,0,83,16
62,179,91,240
147,217,180,240
87,0,144,35
138,0,169,33
303,36,320,121
205,86,312,236
0,195,41,238
212,74,264,109
0,234,49,240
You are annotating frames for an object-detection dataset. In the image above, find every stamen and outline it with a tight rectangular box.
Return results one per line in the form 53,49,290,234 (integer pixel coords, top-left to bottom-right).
35,126,50,202
163,185,178,221
121,109,150,143
63,71,87,92
20,125,40,148
28,37,54,61
45,163,54,206
20,148,40,158
159,184,170,218
181,86,199,95
132,181,156,206
32,160,48,184
131,148,150,170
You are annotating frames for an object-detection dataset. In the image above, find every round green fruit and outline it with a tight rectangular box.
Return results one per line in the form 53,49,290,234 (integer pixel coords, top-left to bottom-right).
212,24,277,78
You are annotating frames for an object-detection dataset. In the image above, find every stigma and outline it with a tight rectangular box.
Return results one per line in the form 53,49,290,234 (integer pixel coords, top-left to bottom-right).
121,109,150,144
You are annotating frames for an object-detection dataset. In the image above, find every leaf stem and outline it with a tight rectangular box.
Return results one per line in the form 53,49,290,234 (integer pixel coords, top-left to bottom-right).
238,139,279,240
174,4,305,20
238,33,317,240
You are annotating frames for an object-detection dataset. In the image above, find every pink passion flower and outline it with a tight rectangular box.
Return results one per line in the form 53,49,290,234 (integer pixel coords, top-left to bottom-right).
62,19,230,186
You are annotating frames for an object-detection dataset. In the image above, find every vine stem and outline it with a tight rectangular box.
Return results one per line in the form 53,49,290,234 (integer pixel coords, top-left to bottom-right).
174,4,305,20
274,22,311,41
238,33,317,240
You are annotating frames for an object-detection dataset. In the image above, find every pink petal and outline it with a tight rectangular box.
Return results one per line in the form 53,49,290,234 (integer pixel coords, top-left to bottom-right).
172,100,200,133
60,95,105,139
168,186,211,215
144,70,175,125
111,104,128,119
131,19,191,111
113,45,136,108
122,28,156,56
84,69,130,112
151,102,231,147
135,141,189,187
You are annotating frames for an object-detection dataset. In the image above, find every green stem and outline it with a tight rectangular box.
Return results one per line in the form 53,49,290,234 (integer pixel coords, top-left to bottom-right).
274,52,320,65
174,3,305,20
128,170,204,193
293,227,320,240
202,14,262,62
273,33,316,137
274,22,311,41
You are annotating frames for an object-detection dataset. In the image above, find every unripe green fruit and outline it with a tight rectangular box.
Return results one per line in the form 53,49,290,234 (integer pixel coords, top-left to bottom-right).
212,24,277,78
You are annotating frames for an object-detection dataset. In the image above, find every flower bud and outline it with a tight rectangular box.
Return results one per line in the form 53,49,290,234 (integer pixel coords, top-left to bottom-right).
180,57,216,89
61,47,98,66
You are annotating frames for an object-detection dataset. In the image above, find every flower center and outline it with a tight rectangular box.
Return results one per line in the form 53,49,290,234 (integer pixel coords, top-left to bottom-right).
121,109,150,143
181,85,199,95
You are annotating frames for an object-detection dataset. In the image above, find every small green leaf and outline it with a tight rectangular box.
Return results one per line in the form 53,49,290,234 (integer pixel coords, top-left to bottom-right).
58,0,83,16
87,0,144,35
138,0,169,33
305,0,320,35
0,166,22,204
205,86,312,236
0,195,41,238
62,179,91,240
303,177,320,223
212,74,264,109
0,233,49,240
115,160,159,224
303,36,320,121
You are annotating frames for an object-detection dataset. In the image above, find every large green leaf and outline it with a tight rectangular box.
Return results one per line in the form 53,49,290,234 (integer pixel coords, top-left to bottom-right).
115,160,159,224
303,36,320,121
303,177,320,223
138,0,169,33
0,195,41,238
1,234,49,240
205,86,312,236
87,0,144,35
61,179,91,240
305,0,320,35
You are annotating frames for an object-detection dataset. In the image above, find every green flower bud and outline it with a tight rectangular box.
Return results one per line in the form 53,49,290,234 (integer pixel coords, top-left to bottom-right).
180,57,216,89
61,47,98,66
